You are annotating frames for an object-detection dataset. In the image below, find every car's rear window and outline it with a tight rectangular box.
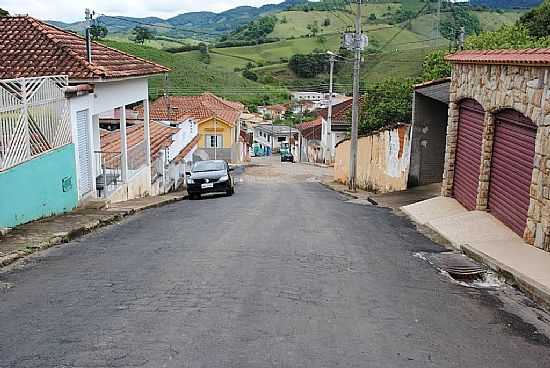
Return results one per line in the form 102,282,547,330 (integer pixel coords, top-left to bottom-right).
192,161,225,172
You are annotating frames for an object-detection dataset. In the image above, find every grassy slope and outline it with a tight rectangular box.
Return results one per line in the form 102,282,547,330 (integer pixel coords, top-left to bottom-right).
270,3,402,38
100,40,286,104
212,34,341,64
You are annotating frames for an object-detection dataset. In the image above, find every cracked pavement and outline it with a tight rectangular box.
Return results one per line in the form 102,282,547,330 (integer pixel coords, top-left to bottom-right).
1,158,550,367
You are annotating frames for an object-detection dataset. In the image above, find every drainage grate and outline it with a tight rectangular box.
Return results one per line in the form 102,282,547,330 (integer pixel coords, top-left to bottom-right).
416,251,488,281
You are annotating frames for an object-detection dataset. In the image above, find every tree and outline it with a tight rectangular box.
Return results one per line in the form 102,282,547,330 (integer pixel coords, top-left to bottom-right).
368,13,377,21
306,21,320,37
288,52,334,78
440,7,481,40
421,50,452,81
323,18,331,27
359,78,415,135
0,8,8,17
242,69,258,81
519,0,550,38
464,24,550,50
198,42,210,64
132,26,152,44
90,23,108,40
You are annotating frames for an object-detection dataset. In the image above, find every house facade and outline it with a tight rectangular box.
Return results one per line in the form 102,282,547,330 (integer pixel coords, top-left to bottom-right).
296,117,323,163
442,49,550,250
319,98,355,163
146,94,244,162
0,16,169,207
0,76,78,229
253,124,299,155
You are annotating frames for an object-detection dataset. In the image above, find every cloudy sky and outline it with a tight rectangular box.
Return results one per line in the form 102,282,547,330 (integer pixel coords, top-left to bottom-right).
1,0,283,22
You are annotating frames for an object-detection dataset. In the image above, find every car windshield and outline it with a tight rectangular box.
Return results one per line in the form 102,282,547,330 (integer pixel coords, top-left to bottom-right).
192,161,225,172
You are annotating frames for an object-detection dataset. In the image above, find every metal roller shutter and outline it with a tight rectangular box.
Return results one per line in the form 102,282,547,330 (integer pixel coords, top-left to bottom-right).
488,110,536,236
452,99,485,210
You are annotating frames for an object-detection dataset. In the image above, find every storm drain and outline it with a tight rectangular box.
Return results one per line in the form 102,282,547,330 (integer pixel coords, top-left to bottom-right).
414,251,503,288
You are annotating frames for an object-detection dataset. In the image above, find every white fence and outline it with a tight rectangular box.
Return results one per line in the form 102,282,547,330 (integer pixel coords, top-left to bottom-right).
0,76,71,171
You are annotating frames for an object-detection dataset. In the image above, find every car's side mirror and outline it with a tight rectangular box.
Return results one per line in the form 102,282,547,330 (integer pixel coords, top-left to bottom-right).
185,171,192,176
229,167,235,172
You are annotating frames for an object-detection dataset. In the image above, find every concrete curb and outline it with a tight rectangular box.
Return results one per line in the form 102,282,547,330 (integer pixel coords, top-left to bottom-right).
0,193,187,269
320,181,378,205
401,203,550,311
462,244,550,311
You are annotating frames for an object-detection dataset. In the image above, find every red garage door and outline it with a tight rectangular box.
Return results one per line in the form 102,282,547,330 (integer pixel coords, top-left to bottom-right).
453,99,485,210
488,110,536,236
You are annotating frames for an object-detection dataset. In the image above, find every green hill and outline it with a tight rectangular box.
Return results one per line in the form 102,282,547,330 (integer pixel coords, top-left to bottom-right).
99,40,287,105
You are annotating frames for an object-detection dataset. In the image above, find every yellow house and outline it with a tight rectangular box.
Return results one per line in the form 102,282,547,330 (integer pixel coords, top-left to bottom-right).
198,116,235,149
141,93,244,160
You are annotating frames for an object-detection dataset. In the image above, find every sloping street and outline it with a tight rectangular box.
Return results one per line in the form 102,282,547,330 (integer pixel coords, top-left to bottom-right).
1,159,550,367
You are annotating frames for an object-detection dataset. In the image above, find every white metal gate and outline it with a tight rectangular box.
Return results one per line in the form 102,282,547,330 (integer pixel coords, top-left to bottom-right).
76,110,92,196
0,76,70,171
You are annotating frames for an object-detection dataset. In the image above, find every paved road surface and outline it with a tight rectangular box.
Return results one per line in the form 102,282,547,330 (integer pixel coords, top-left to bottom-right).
1,159,550,367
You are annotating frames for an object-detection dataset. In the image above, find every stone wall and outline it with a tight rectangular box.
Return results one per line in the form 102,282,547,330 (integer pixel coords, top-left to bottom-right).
442,63,550,251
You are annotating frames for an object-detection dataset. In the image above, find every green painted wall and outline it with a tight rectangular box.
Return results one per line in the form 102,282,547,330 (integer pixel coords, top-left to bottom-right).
0,144,79,229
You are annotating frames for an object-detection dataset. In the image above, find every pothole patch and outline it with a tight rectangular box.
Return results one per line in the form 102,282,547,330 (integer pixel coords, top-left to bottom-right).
414,251,505,289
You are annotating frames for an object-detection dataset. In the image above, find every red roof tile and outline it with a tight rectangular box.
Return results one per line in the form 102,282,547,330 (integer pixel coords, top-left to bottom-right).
296,116,322,140
445,48,550,66
0,16,169,80
101,121,178,161
138,93,244,125
296,116,322,132
174,134,200,161
318,98,363,124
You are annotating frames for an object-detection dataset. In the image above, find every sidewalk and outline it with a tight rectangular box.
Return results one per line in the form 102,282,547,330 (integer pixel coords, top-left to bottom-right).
321,181,440,209
0,191,186,268
402,197,550,309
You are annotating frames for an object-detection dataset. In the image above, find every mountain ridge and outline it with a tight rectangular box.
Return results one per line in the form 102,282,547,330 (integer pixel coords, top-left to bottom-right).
47,0,306,37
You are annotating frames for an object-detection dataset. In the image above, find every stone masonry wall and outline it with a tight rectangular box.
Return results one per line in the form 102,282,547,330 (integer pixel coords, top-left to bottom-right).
442,63,550,251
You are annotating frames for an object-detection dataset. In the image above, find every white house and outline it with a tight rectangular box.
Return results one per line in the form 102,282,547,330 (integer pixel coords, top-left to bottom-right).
319,98,355,163
254,124,299,155
0,16,170,203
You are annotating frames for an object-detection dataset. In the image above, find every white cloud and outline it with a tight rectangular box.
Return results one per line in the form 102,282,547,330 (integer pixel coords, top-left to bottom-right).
2,0,283,22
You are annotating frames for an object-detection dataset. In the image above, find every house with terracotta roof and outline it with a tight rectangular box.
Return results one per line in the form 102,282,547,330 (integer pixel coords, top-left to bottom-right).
142,93,245,162
296,117,323,163
318,98,357,163
0,16,169,204
99,121,199,195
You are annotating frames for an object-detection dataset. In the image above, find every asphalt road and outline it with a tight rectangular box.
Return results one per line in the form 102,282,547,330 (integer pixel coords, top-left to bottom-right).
1,162,550,367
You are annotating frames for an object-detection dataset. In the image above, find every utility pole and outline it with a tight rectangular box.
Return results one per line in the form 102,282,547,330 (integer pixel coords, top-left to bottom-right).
436,0,441,39
458,26,465,50
326,51,336,163
345,0,366,192
84,9,93,63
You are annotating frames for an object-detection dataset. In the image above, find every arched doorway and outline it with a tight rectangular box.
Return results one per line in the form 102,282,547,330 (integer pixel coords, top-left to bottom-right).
488,109,537,237
452,99,485,210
